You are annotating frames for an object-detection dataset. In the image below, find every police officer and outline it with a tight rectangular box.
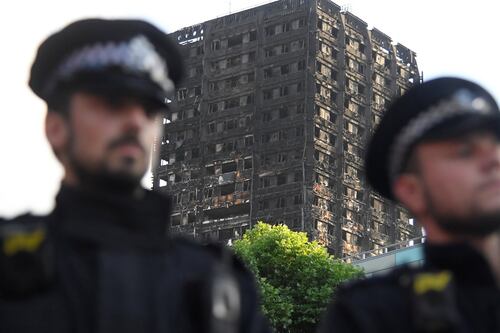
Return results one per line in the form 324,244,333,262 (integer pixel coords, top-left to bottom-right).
319,77,500,333
0,19,270,333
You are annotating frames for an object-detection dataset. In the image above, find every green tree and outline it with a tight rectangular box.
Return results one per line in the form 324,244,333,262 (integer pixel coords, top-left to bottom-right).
233,222,363,333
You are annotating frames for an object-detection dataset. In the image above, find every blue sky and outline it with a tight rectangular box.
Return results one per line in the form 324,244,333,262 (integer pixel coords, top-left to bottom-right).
0,0,498,217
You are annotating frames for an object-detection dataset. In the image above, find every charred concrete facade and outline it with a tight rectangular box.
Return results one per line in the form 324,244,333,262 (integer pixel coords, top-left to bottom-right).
153,0,422,257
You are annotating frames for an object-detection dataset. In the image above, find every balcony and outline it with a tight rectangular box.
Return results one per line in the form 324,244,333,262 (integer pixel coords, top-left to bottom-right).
343,175,361,188
344,152,363,166
216,172,236,185
343,131,364,146
312,182,334,198
344,109,362,122
373,62,391,75
372,82,392,97
344,198,362,212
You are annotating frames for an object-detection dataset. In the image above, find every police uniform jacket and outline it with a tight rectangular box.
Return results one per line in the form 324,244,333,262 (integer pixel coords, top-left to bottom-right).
319,243,500,333
0,185,270,333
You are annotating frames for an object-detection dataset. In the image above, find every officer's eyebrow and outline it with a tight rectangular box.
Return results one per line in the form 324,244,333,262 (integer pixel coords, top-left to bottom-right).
455,131,497,145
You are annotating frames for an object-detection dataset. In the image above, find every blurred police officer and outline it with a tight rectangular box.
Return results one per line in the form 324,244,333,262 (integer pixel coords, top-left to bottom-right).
320,77,500,333
0,19,269,333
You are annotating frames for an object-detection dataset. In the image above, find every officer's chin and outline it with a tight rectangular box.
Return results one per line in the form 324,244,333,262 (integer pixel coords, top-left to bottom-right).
436,214,500,238
108,156,148,178
92,171,143,195
76,162,145,195
108,163,146,188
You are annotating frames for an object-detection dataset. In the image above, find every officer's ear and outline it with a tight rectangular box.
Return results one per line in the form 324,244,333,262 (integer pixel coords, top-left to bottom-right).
393,173,426,217
45,110,69,160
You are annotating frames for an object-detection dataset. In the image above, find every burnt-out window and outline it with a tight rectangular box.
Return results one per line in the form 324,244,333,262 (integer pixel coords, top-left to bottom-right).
294,194,302,205
276,197,286,208
258,200,269,210
222,161,237,173
219,228,233,241
227,35,243,48
244,157,253,169
171,214,181,226
279,107,289,119
220,183,235,195
277,174,287,185
245,135,254,146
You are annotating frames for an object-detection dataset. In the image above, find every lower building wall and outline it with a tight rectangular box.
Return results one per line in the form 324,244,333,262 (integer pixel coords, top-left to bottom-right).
353,243,424,277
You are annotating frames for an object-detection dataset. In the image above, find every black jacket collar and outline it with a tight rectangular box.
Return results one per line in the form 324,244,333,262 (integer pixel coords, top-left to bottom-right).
51,184,172,249
424,242,497,287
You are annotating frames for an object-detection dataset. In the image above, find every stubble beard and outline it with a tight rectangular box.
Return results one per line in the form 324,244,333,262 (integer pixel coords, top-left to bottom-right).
423,185,500,237
66,132,146,194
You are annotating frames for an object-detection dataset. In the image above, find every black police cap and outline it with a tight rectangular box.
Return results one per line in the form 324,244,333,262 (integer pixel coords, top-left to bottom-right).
366,77,500,200
29,18,184,110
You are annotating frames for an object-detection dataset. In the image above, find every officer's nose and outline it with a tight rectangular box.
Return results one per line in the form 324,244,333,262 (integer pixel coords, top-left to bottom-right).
481,142,500,173
121,103,150,132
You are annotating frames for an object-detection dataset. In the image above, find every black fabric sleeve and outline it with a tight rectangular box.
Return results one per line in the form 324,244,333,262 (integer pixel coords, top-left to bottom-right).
318,297,364,333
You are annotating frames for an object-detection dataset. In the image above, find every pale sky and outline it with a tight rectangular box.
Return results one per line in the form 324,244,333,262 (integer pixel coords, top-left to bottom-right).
0,0,498,217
